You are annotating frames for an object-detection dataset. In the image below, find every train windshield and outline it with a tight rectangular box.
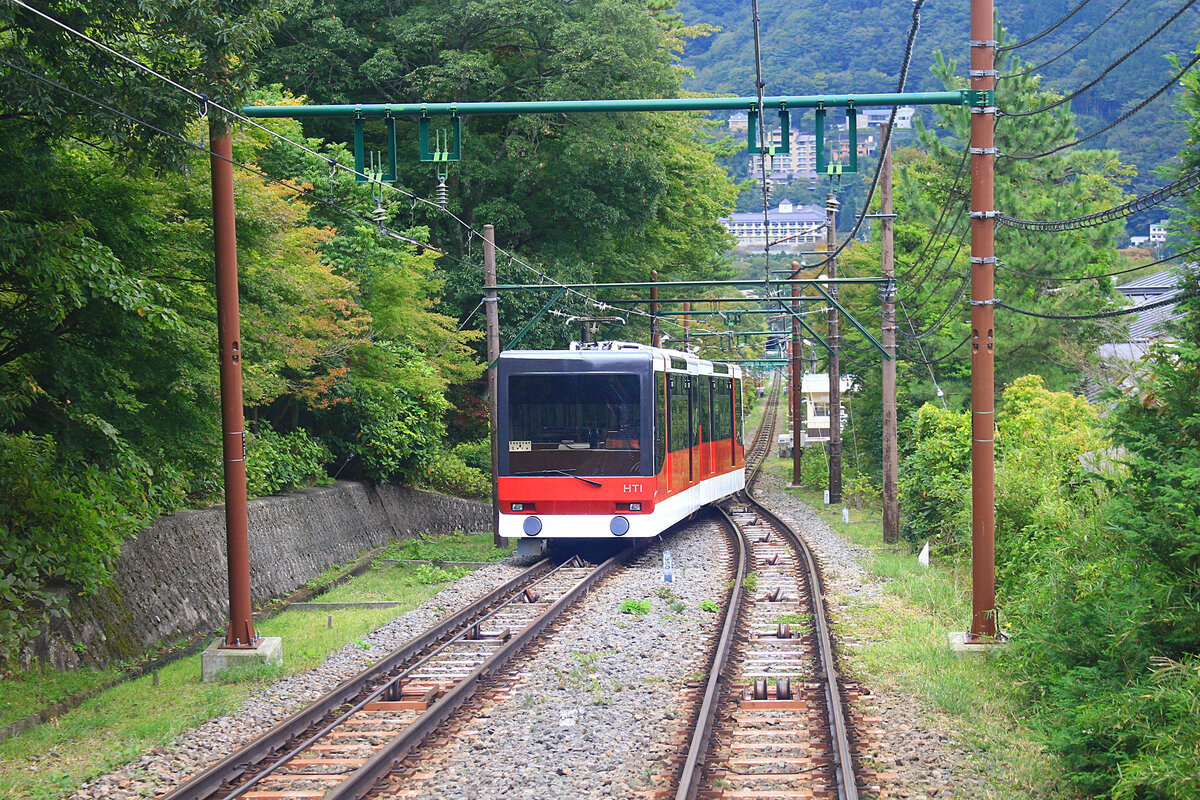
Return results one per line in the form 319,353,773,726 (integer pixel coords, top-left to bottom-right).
506,373,642,476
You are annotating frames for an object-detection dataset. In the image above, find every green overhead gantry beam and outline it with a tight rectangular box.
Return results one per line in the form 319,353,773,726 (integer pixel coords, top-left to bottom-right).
242,91,986,120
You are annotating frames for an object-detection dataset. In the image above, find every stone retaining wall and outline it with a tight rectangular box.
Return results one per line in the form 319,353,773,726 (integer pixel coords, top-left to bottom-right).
35,482,491,669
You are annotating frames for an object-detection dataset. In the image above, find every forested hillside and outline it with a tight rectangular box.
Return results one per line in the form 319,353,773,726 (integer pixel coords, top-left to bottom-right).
677,0,1200,231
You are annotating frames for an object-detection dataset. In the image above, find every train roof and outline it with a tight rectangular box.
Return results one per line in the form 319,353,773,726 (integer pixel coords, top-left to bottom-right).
498,341,742,377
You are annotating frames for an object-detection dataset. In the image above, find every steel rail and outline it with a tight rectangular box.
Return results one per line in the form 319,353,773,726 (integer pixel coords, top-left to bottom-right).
160,558,553,800
675,373,780,800
223,556,594,800
326,542,644,800
741,395,859,800
677,370,860,799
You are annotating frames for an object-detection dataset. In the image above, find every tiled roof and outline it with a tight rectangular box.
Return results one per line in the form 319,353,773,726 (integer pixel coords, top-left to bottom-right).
1117,267,1184,294
1127,289,1182,342
724,205,824,224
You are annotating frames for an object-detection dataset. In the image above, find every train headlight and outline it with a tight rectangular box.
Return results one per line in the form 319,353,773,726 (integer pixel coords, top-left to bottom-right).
610,516,630,536
628,502,642,512
523,516,543,536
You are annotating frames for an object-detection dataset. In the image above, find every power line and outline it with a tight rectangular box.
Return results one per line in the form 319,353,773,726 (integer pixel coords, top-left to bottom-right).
749,0,772,282
0,53,730,356
901,332,970,365
802,0,928,272
999,0,1134,79
997,0,1097,52
1002,52,1200,159
997,244,1200,282
1001,0,1199,119
997,288,1199,319
997,170,1200,231
4,0,733,341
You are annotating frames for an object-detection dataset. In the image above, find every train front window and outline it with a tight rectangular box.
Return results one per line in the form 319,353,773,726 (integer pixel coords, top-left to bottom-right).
506,373,642,476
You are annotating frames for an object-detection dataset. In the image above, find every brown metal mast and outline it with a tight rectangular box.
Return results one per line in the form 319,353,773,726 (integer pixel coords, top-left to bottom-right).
210,124,256,649
483,225,502,548
880,123,899,543
790,261,803,486
826,193,843,505
969,0,998,639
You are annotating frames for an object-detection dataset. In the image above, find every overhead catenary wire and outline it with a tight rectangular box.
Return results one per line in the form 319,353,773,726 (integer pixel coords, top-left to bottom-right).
0,53,736,360
1000,0,1134,79
1001,0,1199,119
800,0,928,273
749,0,773,283
997,244,1200,282
996,0,1098,53
1002,51,1200,160
4,1,743,347
998,169,1200,231
996,288,1200,319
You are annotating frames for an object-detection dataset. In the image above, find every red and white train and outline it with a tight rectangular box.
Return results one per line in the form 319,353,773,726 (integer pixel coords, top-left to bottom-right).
496,342,746,554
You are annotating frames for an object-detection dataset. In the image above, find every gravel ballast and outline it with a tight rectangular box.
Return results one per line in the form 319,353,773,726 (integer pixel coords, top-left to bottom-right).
69,560,525,800
64,470,991,798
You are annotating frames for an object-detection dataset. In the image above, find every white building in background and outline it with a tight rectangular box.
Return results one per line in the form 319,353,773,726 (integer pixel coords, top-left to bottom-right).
799,373,855,445
856,105,915,129
1149,220,1169,244
720,199,826,251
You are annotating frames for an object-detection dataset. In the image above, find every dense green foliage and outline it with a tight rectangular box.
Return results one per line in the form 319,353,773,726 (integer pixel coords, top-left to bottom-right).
258,0,738,350
0,0,743,659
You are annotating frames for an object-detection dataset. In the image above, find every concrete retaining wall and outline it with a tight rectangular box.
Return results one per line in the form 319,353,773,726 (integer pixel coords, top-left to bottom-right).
34,482,491,669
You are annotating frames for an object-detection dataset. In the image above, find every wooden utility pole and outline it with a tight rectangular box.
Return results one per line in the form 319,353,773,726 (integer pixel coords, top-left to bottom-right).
210,124,256,651
483,225,502,548
968,0,998,639
880,123,899,543
683,302,691,348
826,193,843,504
790,261,803,486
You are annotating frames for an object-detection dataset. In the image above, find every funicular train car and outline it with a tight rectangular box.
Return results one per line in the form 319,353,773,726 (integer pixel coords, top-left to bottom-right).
496,341,746,554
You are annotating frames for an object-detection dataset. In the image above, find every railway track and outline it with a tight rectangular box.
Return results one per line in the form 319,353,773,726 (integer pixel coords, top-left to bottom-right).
676,371,861,800
163,546,644,800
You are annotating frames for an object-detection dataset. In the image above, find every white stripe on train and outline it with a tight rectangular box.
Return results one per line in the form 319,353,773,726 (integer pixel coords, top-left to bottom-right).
498,468,746,539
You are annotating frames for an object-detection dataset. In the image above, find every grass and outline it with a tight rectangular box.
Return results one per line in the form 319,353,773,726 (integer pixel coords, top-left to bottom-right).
774,463,1073,798
0,532,509,800
0,665,122,729
379,530,513,563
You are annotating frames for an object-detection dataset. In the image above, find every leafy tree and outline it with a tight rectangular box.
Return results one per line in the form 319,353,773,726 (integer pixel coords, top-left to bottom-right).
257,0,737,350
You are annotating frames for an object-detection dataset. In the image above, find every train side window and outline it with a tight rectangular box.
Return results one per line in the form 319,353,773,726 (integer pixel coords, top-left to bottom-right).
669,373,689,453
734,378,743,445
698,376,711,444
655,372,667,474
713,377,731,442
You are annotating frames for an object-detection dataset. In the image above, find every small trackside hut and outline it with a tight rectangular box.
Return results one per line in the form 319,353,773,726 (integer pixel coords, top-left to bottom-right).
497,342,746,555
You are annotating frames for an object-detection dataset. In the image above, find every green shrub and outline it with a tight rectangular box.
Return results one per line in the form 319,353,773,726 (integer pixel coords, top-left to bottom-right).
0,433,151,660
844,469,881,508
452,440,492,473
412,563,469,585
245,427,331,498
420,450,491,500
800,446,828,489
897,402,971,547
619,598,651,615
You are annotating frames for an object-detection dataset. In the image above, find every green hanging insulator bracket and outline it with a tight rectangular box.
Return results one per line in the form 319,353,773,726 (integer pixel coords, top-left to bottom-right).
353,108,399,183
747,106,790,155
419,106,462,162
815,103,858,175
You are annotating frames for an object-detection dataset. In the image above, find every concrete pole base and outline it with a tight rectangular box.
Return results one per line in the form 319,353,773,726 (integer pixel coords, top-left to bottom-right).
201,636,284,682
947,631,1007,656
